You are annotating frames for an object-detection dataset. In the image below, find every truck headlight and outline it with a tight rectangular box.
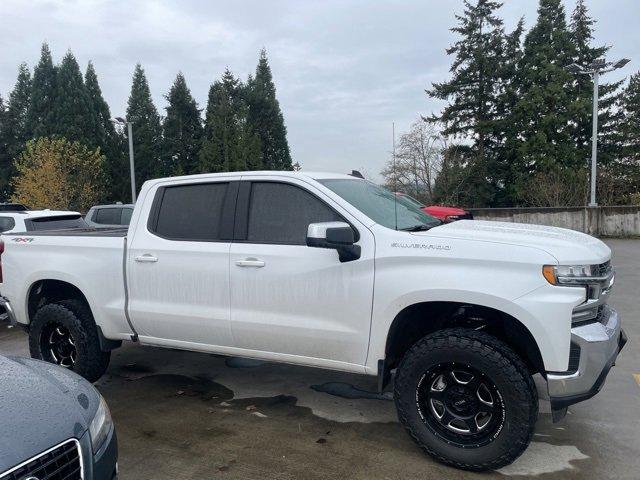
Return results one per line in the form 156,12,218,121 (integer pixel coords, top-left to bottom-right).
542,264,596,286
89,395,113,453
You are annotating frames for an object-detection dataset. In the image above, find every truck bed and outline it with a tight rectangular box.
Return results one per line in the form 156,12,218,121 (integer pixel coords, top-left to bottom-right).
7,227,128,237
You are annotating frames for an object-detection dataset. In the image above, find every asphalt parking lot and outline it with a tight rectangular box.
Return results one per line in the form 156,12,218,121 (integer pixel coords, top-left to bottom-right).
1,238,638,480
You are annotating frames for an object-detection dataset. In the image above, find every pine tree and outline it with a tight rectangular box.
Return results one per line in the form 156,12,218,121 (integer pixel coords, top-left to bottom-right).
85,61,128,202
126,64,163,187
26,43,57,138
162,72,203,175
427,0,506,206
568,0,623,168
200,69,260,173
246,49,292,170
50,51,96,145
514,0,576,174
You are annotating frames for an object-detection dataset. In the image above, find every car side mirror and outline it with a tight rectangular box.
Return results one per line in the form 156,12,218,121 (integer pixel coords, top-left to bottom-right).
306,222,361,262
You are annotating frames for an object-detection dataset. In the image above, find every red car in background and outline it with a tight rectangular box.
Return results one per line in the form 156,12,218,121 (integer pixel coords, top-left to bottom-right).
395,192,473,223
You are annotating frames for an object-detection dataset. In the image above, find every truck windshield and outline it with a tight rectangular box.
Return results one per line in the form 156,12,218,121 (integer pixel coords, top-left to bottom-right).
319,179,441,231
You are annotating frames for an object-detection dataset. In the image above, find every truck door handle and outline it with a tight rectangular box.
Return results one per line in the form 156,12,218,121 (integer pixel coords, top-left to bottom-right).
235,258,265,268
135,254,158,263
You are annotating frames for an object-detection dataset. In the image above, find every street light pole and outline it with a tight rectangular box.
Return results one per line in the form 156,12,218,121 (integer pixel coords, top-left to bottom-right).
113,117,136,203
566,58,630,207
589,71,599,207
125,121,136,203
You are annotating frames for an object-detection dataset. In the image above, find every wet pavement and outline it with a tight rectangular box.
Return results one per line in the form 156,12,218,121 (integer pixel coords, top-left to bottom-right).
1,238,638,479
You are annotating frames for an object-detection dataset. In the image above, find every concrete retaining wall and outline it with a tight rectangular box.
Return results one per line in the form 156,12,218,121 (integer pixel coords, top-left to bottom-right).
466,206,640,237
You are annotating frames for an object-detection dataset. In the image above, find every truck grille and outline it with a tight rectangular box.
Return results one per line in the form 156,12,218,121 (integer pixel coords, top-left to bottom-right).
0,439,82,480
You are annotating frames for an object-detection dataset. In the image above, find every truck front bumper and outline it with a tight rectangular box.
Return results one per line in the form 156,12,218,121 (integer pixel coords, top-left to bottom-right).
547,306,626,421
0,296,17,326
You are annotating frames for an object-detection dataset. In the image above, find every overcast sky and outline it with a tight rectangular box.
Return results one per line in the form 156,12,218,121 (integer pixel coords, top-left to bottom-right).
1,0,638,180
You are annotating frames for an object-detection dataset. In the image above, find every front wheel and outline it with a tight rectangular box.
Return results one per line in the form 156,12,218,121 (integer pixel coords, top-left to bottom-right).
29,299,110,382
394,328,538,471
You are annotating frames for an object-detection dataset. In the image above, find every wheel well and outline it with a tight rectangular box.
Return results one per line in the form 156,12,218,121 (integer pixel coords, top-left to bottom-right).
27,280,89,323
384,301,545,375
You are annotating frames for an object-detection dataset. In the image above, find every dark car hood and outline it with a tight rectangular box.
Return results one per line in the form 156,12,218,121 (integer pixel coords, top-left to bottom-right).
0,356,99,473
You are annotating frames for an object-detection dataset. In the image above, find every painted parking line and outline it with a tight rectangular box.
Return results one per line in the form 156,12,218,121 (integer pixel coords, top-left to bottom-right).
634,374,640,387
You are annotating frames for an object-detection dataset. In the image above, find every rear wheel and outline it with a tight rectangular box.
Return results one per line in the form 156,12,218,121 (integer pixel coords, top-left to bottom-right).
29,299,110,382
394,328,537,471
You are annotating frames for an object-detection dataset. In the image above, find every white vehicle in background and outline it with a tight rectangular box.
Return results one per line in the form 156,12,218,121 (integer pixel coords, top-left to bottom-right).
0,171,626,471
0,209,87,234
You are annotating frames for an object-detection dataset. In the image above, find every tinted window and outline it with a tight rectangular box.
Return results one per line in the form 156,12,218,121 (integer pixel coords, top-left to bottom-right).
120,208,133,225
247,182,342,245
95,208,122,225
28,215,87,231
154,183,228,240
0,216,15,232
0,204,28,212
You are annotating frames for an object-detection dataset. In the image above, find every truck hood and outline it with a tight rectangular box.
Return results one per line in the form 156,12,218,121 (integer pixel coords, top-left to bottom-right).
0,356,99,473
421,220,611,264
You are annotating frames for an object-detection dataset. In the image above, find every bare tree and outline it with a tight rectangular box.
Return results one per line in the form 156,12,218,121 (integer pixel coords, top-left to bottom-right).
381,121,445,203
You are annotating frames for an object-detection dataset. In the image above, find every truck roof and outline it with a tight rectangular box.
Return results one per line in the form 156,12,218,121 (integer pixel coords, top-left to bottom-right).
144,170,358,188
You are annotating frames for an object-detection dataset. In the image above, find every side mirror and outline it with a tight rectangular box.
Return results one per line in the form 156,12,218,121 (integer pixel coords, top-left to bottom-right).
306,222,361,262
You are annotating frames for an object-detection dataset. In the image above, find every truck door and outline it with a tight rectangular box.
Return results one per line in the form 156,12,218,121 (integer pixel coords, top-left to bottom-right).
229,177,375,368
127,177,238,347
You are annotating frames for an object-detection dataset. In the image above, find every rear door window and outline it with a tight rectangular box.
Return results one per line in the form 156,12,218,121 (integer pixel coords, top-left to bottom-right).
151,182,229,241
120,208,133,225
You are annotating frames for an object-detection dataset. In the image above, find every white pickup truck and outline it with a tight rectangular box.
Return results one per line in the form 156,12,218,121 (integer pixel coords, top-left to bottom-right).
0,171,626,471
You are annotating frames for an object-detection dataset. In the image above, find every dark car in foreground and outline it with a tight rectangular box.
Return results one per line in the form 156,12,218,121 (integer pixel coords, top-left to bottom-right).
0,354,117,479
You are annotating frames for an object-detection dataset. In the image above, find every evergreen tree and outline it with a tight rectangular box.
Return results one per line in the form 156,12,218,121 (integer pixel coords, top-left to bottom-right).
5,63,32,160
85,61,128,202
0,94,9,200
2,64,32,198
618,72,640,195
427,0,506,206
568,0,623,168
126,64,163,187
26,43,57,138
50,50,96,145
200,69,260,173
246,49,292,170
162,72,202,175
513,0,576,190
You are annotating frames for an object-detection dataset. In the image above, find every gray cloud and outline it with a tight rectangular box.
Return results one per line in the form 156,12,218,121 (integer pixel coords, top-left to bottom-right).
0,0,638,181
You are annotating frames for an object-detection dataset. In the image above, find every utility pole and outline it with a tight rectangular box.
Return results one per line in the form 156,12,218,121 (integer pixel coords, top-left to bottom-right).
566,58,630,207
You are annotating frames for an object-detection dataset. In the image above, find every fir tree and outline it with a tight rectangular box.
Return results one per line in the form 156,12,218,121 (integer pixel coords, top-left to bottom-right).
50,51,96,145
200,69,260,173
162,72,202,175
1,63,32,198
126,64,163,187
512,0,576,198
427,0,505,206
26,43,57,138
246,49,292,170
85,61,128,202
568,0,623,168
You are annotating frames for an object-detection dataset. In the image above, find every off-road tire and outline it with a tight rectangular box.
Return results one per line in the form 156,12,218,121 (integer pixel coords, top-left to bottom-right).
394,328,538,471
29,299,110,382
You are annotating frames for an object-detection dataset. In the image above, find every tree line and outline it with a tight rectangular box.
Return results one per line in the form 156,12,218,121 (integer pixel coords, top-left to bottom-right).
0,44,293,207
384,0,640,207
